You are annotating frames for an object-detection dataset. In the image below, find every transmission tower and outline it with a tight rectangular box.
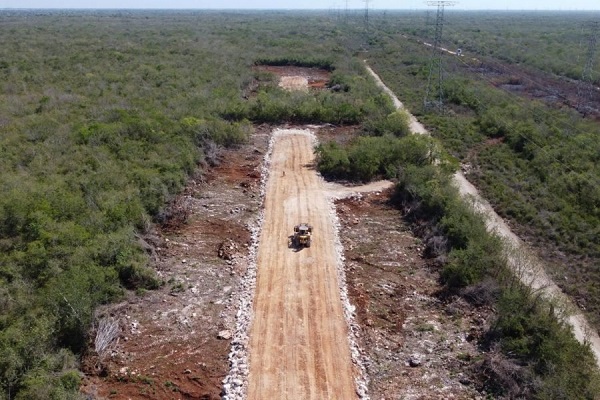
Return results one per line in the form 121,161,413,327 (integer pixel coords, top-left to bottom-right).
344,0,349,24
577,21,599,115
363,0,373,50
423,1,456,112
364,0,372,36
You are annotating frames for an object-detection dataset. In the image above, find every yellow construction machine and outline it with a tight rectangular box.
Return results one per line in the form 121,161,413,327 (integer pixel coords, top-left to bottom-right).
290,223,312,248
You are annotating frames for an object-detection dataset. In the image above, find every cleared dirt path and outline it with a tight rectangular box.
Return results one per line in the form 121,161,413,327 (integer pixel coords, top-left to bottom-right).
365,63,600,368
247,130,357,399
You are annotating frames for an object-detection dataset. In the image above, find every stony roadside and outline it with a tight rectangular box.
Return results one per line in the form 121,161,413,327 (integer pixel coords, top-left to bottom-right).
81,128,270,400
336,190,490,400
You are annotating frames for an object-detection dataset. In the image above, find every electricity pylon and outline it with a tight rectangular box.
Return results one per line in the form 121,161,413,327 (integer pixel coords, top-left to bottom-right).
344,0,348,24
364,0,372,36
361,0,373,50
423,1,457,112
577,21,599,116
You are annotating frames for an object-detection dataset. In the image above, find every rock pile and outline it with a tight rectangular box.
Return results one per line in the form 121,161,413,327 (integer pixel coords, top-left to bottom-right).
218,239,239,261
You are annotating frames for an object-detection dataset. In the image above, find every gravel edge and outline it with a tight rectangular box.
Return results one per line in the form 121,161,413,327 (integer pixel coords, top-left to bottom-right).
221,130,273,400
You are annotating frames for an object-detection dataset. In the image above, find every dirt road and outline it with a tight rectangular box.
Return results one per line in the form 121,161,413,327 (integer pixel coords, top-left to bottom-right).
247,130,357,399
364,63,600,367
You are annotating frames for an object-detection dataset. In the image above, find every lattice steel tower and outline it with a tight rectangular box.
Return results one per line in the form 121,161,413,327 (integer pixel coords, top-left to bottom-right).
424,1,456,112
364,0,372,36
578,21,599,115
361,0,373,49
345,0,349,24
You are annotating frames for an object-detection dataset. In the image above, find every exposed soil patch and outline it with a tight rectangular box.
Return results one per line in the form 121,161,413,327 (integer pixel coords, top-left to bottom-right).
253,65,331,90
337,190,489,399
466,59,600,119
81,127,270,400
315,123,357,145
278,75,309,92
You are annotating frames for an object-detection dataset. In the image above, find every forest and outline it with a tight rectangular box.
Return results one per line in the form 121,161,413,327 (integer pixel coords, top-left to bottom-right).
0,9,599,399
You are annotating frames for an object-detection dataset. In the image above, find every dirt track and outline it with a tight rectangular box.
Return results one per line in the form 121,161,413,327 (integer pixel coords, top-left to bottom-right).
247,130,357,399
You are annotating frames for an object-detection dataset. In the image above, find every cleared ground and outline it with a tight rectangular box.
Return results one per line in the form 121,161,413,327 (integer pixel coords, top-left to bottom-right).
247,130,357,399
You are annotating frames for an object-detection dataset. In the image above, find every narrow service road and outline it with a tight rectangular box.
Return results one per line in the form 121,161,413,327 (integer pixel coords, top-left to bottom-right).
247,129,357,399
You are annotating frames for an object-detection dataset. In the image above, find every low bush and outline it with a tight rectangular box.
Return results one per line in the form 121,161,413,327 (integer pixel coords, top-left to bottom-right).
488,285,600,398
363,110,411,137
254,56,335,71
241,86,369,125
316,133,434,182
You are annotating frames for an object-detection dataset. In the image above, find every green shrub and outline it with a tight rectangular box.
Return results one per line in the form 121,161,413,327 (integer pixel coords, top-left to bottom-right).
316,135,440,182
117,263,161,291
182,117,252,148
59,370,81,392
348,141,381,181
394,164,453,221
442,237,503,288
364,110,411,137
315,142,350,179
491,286,600,398
15,368,83,400
254,56,334,71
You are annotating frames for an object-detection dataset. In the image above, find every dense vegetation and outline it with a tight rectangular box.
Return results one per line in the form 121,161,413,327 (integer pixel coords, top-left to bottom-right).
315,81,600,400
364,11,600,328
316,98,600,397
0,8,598,399
0,9,419,399
369,10,600,82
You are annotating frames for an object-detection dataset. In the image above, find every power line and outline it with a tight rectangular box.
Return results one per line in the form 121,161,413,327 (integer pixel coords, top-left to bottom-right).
401,12,595,86
371,13,598,134
434,18,600,129
345,0,349,25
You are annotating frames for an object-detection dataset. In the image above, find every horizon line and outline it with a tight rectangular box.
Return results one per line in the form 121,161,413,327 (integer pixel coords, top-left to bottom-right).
2,7,600,11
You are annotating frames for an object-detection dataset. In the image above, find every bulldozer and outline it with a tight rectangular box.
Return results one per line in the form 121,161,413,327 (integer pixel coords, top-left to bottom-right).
290,223,312,248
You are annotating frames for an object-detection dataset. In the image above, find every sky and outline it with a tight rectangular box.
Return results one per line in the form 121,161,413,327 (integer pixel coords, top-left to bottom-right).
0,0,598,10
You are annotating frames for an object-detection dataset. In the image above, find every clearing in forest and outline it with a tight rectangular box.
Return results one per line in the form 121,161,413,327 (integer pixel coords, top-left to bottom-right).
247,130,357,399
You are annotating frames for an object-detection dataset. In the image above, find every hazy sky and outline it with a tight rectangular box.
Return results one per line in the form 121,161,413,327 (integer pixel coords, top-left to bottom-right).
1,0,598,10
